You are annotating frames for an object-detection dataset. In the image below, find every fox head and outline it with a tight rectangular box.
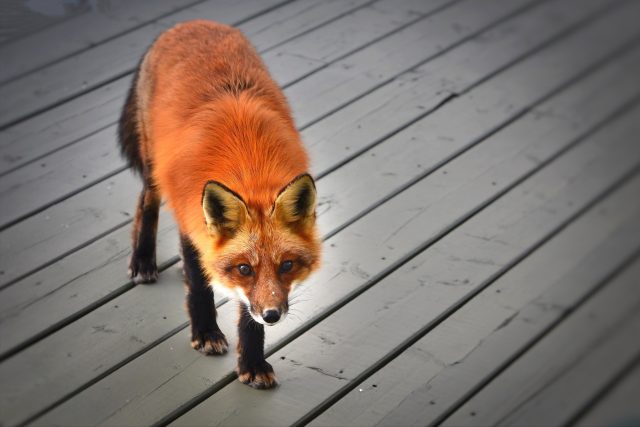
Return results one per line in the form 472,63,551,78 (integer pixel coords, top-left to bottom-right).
200,174,321,325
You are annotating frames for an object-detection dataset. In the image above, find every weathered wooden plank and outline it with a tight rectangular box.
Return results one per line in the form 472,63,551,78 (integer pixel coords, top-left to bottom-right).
233,0,372,52
303,0,612,176
0,270,189,427
0,0,631,377
0,0,203,85
0,125,125,229
33,53,640,426
286,0,542,128
258,0,457,86
0,209,179,359
497,328,640,427
0,0,602,234
573,362,640,427
313,177,640,427
0,0,286,129
313,8,640,234
0,171,139,289
170,101,640,427
1,0,636,359
0,76,131,176
0,0,451,130
0,1,83,45
441,263,640,427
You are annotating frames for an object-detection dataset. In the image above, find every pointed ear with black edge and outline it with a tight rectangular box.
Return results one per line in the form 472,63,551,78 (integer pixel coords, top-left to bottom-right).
273,174,317,231
202,181,249,237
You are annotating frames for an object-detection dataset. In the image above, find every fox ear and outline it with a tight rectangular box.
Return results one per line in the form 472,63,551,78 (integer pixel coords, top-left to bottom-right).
202,181,248,237
273,174,317,231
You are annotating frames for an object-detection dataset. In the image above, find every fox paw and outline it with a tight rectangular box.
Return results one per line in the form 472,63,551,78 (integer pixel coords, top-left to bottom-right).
237,361,278,389
191,330,229,355
128,254,158,284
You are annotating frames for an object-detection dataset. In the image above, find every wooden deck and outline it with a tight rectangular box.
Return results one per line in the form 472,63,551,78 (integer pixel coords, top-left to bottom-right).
1,0,640,425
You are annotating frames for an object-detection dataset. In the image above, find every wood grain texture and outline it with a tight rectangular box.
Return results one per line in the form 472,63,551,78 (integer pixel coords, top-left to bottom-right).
441,259,640,427
305,0,611,176
0,0,203,84
286,0,538,128
0,209,179,359
171,101,640,427
0,76,131,176
574,362,640,427
314,174,640,427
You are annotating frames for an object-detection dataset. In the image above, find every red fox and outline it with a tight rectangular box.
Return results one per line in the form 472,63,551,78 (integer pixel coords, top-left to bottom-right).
118,20,321,389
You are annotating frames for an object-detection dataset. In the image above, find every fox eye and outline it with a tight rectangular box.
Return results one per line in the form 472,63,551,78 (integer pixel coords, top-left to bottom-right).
279,260,294,274
238,264,253,276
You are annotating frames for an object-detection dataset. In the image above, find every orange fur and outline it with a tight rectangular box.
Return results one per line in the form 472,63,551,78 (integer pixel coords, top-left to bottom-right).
135,20,321,312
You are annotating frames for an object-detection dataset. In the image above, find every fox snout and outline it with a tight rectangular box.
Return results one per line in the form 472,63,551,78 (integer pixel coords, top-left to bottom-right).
245,305,287,326
246,294,289,326
259,307,285,325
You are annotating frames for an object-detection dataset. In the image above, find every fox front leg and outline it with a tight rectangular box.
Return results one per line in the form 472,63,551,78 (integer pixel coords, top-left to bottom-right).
182,235,229,355
236,303,277,389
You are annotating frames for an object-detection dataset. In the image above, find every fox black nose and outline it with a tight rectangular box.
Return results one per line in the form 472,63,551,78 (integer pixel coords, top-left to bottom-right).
262,309,281,324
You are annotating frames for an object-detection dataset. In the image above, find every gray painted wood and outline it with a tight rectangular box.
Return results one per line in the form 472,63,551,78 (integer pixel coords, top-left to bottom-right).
0,0,202,84
0,0,285,128
0,0,449,129
260,0,455,86
0,0,604,354
0,0,372,176
35,55,640,427
574,362,640,427
500,324,640,427
0,269,189,427
0,209,179,358
0,125,125,229
0,76,131,176
233,0,372,52
441,260,640,427
0,0,598,237
286,0,538,128
2,0,635,363
313,9,640,236
171,102,640,427
313,176,640,427
0,170,139,288
304,0,610,176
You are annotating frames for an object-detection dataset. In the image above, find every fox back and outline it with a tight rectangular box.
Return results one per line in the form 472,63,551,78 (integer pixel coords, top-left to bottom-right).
119,20,321,327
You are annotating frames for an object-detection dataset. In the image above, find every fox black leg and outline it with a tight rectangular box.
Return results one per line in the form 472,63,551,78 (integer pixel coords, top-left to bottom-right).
129,180,160,283
236,303,277,389
182,235,228,355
